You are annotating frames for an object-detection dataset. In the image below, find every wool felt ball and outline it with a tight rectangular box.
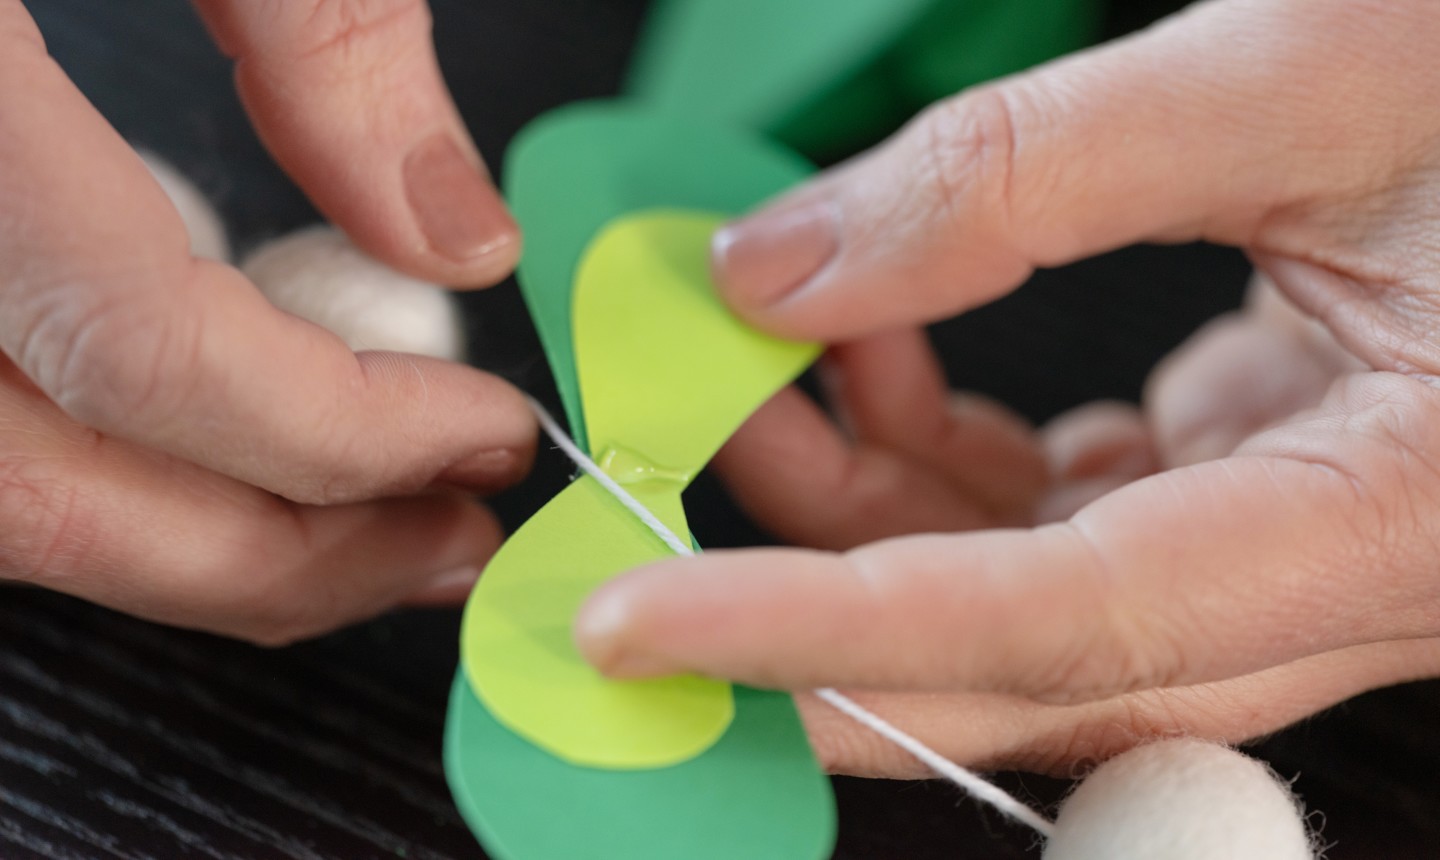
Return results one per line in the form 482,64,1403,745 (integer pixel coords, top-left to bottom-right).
139,151,231,262
241,226,466,362
1044,738,1314,860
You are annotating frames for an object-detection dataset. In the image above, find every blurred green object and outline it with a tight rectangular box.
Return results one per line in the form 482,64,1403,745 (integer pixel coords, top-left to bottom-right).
628,0,1100,161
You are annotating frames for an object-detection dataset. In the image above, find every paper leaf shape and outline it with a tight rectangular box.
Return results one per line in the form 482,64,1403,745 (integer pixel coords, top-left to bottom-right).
577,211,821,481
627,0,1099,158
462,210,819,769
506,102,813,450
446,674,834,860
461,472,731,769
628,0,931,146
445,103,837,860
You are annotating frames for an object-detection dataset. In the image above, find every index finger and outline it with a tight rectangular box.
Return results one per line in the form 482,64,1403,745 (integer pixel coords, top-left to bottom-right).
576,374,1440,699
0,6,533,504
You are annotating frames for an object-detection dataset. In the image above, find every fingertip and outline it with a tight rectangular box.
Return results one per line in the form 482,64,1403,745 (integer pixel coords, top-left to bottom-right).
574,561,691,679
403,564,483,606
710,201,840,328
1042,401,1156,482
438,444,534,494
576,548,854,686
400,131,522,287
206,0,522,288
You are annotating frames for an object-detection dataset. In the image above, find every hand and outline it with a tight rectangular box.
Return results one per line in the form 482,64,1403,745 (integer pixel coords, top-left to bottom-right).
573,0,1440,777
0,0,533,643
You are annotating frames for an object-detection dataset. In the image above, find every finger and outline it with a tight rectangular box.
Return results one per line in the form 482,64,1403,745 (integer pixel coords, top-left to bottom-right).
1144,311,1339,467
712,332,1046,548
1035,401,1156,522
712,387,997,550
0,22,534,504
797,637,1440,778
0,364,502,644
1246,272,1364,375
579,376,1436,694
711,0,1415,339
823,330,1048,515
192,0,518,286
1042,401,1154,483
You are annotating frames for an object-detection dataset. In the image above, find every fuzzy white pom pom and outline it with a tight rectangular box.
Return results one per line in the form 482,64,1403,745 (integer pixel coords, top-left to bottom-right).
1044,739,1314,860
139,151,232,262
241,226,466,362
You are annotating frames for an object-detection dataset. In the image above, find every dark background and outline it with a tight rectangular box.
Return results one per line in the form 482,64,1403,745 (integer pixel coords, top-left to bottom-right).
2,0,1438,857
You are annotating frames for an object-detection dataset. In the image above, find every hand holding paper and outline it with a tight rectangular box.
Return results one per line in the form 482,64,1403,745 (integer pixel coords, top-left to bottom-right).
573,0,1440,779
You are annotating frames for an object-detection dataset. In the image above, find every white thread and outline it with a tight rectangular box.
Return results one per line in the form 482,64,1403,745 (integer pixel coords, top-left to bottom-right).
527,397,1055,839
528,397,694,557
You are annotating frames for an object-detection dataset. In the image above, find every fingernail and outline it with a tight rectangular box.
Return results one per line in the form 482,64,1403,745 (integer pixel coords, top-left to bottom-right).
407,565,482,605
440,447,529,492
712,201,840,309
404,133,518,266
575,590,674,678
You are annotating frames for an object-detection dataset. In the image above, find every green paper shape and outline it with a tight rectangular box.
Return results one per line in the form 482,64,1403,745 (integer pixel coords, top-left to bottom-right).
627,0,1099,160
889,0,1100,107
449,104,836,859
446,672,835,860
577,211,821,479
463,211,818,769
462,473,732,769
628,0,930,155
506,102,813,449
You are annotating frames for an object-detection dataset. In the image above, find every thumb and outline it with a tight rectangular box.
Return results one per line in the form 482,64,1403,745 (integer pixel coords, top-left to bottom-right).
193,0,519,287
712,0,1395,340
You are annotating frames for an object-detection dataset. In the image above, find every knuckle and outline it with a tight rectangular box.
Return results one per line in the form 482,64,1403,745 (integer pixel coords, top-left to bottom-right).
1330,377,1440,583
291,0,431,64
1030,696,1181,777
909,86,1023,241
10,278,203,437
0,454,92,584
224,503,375,646
229,567,340,647
1025,524,1192,702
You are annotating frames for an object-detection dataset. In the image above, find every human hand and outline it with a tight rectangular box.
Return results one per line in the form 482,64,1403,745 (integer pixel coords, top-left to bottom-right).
0,0,534,643
573,0,1440,776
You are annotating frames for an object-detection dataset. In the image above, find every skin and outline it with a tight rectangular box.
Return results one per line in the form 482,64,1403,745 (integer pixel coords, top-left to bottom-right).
575,0,1440,777
0,0,533,644
8,0,1438,786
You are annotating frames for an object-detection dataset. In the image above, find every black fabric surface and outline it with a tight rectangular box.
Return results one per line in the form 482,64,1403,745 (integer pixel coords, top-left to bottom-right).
2,0,1439,856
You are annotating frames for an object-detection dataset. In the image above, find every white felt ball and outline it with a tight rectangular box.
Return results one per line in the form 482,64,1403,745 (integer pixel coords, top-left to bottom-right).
138,151,232,262
241,226,465,362
1044,739,1313,860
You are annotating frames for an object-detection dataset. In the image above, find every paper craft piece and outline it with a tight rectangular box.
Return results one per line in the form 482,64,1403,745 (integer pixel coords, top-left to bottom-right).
627,0,1098,159
461,472,731,769
887,0,1099,108
506,102,813,450
462,211,819,769
628,0,928,156
446,673,835,860
448,103,837,860
576,211,821,481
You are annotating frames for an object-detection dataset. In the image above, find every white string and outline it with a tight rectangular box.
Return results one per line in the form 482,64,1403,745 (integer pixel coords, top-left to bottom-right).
528,398,693,557
526,396,1055,839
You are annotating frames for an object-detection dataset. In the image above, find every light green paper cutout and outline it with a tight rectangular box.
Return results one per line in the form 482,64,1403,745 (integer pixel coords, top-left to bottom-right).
505,103,814,448
462,474,729,769
577,211,820,476
462,211,817,769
